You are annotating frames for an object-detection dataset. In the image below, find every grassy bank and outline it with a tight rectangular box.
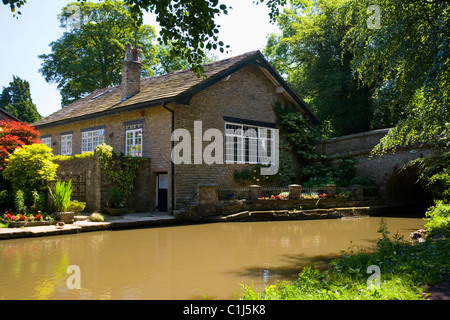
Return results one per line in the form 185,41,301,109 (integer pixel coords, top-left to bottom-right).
241,218,450,300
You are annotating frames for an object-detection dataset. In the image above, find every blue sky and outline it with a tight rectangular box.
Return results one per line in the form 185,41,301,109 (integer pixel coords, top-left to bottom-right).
0,0,282,118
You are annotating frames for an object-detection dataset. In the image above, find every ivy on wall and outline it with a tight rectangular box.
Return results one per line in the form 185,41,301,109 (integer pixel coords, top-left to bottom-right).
95,143,141,204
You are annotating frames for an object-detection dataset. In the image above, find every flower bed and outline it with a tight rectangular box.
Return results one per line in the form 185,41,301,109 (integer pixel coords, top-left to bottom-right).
258,193,329,200
2,211,54,228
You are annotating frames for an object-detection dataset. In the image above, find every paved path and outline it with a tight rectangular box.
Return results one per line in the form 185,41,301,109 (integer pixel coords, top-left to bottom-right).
0,212,178,240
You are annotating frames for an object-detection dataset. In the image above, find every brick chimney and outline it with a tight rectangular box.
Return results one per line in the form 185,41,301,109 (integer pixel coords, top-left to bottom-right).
121,43,141,101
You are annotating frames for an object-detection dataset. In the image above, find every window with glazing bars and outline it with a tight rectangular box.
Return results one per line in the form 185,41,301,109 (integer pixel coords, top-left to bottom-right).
125,123,143,157
61,134,72,155
81,129,104,153
225,122,274,164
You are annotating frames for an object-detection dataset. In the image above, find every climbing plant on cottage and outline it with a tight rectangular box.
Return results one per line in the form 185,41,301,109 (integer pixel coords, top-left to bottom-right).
95,143,141,204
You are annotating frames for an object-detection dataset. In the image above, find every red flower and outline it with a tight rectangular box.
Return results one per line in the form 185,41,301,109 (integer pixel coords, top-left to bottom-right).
36,213,41,220
276,194,281,199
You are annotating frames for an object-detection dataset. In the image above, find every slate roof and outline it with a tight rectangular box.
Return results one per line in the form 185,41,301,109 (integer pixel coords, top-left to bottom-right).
33,50,319,128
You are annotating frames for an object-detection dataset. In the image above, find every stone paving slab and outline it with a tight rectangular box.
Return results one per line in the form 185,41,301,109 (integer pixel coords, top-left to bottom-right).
0,212,178,240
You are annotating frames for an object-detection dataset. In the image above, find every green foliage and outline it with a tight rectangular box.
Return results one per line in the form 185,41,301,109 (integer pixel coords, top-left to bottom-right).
0,76,41,123
107,187,124,208
3,143,58,198
344,0,450,156
6,0,288,76
39,0,159,106
67,200,86,215
273,101,326,184
349,176,372,187
88,212,105,222
233,166,274,187
264,0,377,137
30,190,46,214
425,201,450,237
334,155,357,187
52,152,94,161
14,189,26,214
49,180,73,212
96,143,140,204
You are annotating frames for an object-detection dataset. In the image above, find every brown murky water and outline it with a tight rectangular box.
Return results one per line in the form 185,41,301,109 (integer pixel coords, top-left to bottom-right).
0,217,424,300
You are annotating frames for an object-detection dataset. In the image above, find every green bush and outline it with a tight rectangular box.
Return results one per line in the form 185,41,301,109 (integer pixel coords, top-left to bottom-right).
3,144,58,198
88,212,105,222
424,201,450,237
349,176,373,186
107,187,124,208
67,200,86,215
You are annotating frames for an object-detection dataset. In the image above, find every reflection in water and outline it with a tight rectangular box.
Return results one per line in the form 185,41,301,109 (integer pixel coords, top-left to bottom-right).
0,217,424,300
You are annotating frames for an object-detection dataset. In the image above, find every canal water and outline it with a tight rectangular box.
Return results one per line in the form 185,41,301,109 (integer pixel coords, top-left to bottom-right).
0,216,424,300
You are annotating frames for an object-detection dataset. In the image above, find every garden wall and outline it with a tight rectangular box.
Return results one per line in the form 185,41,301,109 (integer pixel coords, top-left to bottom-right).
52,157,151,213
176,184,384,221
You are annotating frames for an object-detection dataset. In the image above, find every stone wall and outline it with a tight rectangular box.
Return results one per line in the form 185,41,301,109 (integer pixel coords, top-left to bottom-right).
53,157,152,213
177,184,383,221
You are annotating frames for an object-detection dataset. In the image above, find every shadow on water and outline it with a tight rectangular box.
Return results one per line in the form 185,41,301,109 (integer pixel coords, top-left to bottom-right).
226,252,356,286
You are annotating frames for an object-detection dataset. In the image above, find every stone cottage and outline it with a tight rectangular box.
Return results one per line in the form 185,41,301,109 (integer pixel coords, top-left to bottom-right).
33,47,319,214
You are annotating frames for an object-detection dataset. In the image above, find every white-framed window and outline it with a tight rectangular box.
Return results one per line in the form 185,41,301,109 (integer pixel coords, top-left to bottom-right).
61,134,72,156
81,128,105,153
125,123,143,157
41,137,51,148
225,122,274,164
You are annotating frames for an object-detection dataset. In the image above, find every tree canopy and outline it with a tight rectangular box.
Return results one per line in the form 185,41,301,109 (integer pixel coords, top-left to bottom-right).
343,0,449,155
264,0,377,138
0,76,41,123
38,0,159,106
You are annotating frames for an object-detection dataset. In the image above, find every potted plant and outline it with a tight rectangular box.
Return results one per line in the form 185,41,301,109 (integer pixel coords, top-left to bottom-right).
48,179,74,224
105,187,127,216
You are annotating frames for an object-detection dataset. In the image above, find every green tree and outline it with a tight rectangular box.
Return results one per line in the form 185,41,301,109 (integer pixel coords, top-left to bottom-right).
0,76,41,123
264,0,376,138
5,0,288,75
152,42,217,76
39,0,159,106
343,0,449,155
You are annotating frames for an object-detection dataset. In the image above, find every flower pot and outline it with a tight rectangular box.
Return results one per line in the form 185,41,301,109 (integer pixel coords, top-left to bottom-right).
55,212,75,224
105,207,127,216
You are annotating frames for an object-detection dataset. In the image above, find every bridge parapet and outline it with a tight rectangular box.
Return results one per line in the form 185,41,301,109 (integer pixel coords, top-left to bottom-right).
317,128,391,157
317,128,432,205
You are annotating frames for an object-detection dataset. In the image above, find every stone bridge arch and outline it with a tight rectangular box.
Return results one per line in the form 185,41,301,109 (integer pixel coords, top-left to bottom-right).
317,129,433,209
